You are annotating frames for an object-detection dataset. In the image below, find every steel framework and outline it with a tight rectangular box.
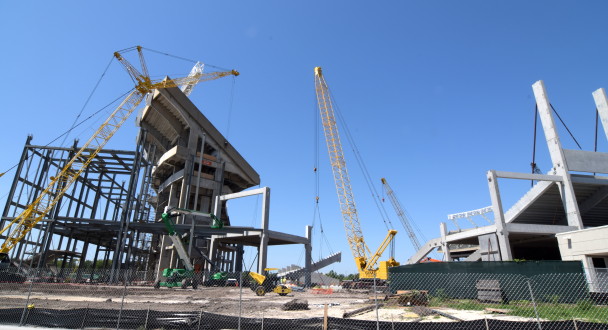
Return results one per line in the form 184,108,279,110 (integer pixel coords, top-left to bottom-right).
0,135,154,276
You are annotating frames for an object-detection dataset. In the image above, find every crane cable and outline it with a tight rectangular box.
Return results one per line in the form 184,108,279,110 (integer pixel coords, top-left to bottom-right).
60,56,115,148
1,46,230,178
595,110,599,153
142,47,233,72
329,89,395,231
550,103,582,150
0,91,132,180
225,75,237,139
312,93,334,260
530,102,583,186
1,56,117,178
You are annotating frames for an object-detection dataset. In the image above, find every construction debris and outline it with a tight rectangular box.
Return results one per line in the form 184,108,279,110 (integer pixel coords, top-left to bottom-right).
485,308,510,314
412,306,463,321
282,299,309,311
394,290,428,306
343,303,384,318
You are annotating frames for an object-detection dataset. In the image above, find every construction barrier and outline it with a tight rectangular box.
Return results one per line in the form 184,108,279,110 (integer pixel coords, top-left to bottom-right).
0,267,607,329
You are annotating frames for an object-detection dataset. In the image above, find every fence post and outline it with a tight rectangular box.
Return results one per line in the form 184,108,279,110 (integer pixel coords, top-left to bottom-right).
144,306,150,329
197,307,203,330
238,271,243,330
80,303,89,329
19,269,36,326
323,304,328,330
526,280,542,330
374,273,379,330
116,269,129,330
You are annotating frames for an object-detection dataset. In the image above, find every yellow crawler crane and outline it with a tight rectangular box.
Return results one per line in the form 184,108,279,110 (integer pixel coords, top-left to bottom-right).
313,67,398,281
0,46,238,263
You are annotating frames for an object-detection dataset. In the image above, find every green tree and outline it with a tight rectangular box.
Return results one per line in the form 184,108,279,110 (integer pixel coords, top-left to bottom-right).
325,271,359,281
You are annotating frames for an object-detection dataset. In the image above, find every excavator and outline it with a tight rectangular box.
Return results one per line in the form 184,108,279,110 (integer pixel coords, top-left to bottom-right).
313,67,399,281
0,46,238,270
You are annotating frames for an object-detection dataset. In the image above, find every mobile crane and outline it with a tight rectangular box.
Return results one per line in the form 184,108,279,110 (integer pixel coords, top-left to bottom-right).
313,67,398,280
0,46,238,265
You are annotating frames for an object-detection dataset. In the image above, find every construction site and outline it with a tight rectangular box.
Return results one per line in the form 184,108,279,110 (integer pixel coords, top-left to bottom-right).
1,46,608,329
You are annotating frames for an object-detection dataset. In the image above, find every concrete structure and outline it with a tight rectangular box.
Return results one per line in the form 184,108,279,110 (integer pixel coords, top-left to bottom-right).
556,226,608,292
137,83,322,276
411,81,608,292
2,79,341,280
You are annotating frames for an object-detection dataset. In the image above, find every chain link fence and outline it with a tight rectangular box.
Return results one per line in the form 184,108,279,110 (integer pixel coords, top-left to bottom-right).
0,267,607,329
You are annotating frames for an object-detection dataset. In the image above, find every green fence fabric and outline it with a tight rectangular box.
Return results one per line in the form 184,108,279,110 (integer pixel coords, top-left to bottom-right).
389,261,585,276
389,261,588,303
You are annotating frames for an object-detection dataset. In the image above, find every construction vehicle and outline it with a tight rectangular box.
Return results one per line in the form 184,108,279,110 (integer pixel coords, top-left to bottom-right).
154,207,222,289
248,268,291,296
381,178,422,251
205,271,228,286
314,67,399,281
0,46,237,265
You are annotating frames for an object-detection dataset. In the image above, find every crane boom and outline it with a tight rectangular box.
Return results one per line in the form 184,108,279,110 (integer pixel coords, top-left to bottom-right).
381,178,422,251
314,67,398,279
0,46,238,260
0,90,143,254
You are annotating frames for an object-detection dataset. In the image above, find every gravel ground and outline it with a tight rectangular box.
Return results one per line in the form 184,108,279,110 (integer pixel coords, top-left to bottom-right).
0,283,533,323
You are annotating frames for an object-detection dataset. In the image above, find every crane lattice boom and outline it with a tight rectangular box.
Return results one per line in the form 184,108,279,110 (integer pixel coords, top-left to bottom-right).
0,46,238,259
314,67,369,262
314,67,398,279
381,178,422,251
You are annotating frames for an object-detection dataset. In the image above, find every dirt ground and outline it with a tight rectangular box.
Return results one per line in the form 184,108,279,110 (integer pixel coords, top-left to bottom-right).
0,283,533,323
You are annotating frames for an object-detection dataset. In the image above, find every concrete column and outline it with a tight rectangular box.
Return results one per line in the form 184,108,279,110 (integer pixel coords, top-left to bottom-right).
258,187,270,273
487,170,512,260
440,222,451,261
156,184,178,279
532,80,583,229
582,256,599,292
209,235,219,272
211,162,226,217
592,88,608,143
193,134,206,211
188,220,195,256
235,244,244,272
213,195,221,219
304,225,312,287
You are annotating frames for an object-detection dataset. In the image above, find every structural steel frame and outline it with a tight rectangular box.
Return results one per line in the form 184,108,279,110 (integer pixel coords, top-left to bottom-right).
0,135,155,277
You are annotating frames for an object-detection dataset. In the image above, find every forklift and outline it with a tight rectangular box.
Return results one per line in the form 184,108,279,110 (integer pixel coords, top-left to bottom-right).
248,268,291,296
154,207,223,289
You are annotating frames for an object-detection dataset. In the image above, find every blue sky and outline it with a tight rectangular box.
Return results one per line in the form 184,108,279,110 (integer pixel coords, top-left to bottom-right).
1,1,608,275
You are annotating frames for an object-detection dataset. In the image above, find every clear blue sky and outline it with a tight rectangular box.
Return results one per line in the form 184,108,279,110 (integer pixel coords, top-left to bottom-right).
1,1,608,275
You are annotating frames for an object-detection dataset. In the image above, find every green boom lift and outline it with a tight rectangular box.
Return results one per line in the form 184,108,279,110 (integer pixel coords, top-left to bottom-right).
154,207,223,289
